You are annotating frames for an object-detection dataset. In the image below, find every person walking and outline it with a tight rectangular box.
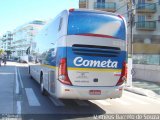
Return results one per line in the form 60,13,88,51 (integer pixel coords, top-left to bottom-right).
3,55,7,66
0,54,2,66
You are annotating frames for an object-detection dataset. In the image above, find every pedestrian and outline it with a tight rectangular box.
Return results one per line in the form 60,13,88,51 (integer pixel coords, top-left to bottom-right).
3,55,7,66
0,56,2,66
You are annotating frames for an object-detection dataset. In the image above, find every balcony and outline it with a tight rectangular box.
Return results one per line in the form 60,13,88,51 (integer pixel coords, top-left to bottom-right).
79,0,87,8
136,3,156,13
94,2,116,12
136,21,156,31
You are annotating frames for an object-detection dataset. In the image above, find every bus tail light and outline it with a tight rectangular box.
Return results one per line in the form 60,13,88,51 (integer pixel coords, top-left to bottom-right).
58,58,72,85
69,8,75,12
116,61,127,86
118,15,124,19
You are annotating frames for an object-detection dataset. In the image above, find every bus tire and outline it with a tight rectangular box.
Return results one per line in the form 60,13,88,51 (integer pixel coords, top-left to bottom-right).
28,66,30,74
28,66,33,79
40,73,46,95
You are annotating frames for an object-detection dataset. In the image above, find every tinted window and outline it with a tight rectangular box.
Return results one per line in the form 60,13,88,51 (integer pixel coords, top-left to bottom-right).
68,11,126,40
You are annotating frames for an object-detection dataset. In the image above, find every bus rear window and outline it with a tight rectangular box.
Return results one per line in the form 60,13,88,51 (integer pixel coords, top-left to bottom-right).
67,11,126,40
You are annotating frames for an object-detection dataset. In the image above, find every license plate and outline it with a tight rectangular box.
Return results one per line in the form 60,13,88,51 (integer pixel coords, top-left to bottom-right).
89,90,101,95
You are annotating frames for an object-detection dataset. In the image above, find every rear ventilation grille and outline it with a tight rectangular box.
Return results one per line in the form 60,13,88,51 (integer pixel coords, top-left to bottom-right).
72,44,121,57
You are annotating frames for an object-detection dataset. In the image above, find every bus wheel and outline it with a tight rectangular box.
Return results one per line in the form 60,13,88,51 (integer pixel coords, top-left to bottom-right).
28,66,33,79
28,66,30,74
40,74,46,95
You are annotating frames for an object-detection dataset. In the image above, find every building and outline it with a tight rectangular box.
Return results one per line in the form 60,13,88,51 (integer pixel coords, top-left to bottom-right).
12,20,46,61
79,0,160,82
133,0,160,65
0,36,2,49
1,31,13,51
0,31,13,58
132,0,160,82
79,0,128,18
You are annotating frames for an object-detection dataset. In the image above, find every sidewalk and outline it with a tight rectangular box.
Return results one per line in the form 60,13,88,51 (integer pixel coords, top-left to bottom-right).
125,79,160,98
3,61,29,67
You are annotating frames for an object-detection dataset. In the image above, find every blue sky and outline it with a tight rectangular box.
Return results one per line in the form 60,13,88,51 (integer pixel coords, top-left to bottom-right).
0,0,79,36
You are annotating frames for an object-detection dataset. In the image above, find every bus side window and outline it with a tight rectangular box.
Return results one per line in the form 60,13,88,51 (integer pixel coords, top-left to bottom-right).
58,17,63,32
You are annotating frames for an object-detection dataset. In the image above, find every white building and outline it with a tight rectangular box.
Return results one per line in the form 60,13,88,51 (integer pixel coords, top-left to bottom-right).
1,31,13,51
12,20,46,61
0,31,13,58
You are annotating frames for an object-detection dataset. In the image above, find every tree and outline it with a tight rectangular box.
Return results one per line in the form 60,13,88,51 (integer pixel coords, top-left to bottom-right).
0,49,4,55
5,50,12,58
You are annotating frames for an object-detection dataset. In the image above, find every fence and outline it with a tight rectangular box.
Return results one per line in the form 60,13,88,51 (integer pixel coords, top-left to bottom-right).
133,54,160,65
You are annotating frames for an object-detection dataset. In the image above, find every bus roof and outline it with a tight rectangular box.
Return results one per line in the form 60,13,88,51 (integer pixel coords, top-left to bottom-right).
69,8,123,18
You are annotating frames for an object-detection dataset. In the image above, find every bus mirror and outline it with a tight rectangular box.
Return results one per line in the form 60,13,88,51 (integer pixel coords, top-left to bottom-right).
26,47,30,55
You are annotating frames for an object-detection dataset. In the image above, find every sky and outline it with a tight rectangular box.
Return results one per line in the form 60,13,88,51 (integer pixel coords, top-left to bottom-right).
0,0,79,36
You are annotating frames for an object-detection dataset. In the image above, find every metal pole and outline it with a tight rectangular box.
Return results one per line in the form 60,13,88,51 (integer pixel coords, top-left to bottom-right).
126,0,134,87
130,12,133,57
128,0,135,57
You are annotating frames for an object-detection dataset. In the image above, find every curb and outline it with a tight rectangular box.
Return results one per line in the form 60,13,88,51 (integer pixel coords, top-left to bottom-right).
124,86,159,98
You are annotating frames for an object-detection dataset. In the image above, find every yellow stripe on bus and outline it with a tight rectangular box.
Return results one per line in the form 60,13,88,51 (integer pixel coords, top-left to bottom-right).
68,67,121,72
41,64,121,72
41,64,56,69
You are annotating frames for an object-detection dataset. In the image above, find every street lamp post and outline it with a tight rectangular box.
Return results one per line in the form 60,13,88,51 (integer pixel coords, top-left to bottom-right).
126,0,135,87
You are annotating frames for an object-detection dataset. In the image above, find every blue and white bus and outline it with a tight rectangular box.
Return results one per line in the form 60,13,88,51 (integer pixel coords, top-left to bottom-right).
29,9,127,100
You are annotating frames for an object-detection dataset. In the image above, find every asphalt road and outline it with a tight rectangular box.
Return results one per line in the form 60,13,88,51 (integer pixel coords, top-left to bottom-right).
0,62,160,120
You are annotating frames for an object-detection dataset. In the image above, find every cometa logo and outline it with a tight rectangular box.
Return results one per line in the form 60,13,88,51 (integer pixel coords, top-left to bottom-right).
73,57,118,68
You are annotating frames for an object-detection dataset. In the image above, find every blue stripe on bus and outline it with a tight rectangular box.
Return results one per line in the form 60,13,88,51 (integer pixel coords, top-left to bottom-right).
43,47,126,70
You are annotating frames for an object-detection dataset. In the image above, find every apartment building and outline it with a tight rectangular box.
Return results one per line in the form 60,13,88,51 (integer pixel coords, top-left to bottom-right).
133,0,160,65
12,20,45,61
79,0,128,18
132,0,160,82
1,31,13,51
0,31,13,58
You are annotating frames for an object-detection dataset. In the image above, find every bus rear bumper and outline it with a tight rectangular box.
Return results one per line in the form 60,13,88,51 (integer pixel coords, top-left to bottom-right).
56,82,124,100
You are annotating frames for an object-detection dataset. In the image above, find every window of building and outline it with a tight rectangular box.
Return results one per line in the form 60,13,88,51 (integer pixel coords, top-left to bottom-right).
158,16,160,22
138,0,145,4
97,0,105,8
79,0,86,2
31,20,45,25
133,0,135,5
138,15,145,21
30,27,34,30
137,15,146,28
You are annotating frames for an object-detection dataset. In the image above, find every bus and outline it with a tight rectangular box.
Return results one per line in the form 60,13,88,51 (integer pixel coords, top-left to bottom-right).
28,9,127,100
